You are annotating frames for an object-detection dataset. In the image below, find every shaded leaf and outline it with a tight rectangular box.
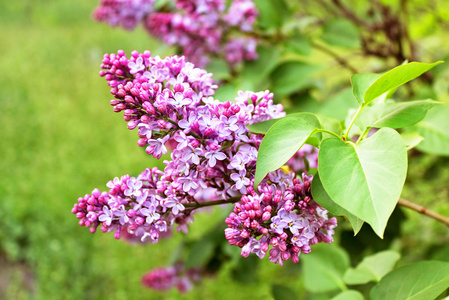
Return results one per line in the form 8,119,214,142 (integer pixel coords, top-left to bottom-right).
240,45,281,90
185,238,215,269
270,61,322,96
370,261,449,300
412,105,449,156
272,284,298,300
284,34,311,55
321,19,360,48
343,250,400,285
302,244,349,293
254,118,316,188
255,0,290,30
318,128,407,237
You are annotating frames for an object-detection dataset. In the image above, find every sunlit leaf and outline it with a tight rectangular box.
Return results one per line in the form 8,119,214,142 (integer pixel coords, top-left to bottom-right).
364,61,443,105
331,290,364,300
311,174,363,235
370,261,449,300
318,128,407,237
254,118,316,188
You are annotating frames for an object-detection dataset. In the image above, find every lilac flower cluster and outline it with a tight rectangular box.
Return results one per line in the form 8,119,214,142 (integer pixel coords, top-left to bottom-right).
93,0,155,30
93,0,259,67
72,50,336,266
225,172,337,266
73,50,285,242
142,262,202,293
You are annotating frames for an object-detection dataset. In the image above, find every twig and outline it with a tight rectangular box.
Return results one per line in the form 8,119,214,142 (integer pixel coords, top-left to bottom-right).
184,197,241,209
310,41,358,74
398,198,449,227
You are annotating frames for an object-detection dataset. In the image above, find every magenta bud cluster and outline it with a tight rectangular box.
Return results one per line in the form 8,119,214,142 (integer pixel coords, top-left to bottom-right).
225,172,337,266
93,0,259,67
142,262,202,293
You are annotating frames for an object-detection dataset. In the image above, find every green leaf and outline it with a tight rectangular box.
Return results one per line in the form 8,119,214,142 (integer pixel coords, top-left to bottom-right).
412,105,449,156
272,284,298,300
248,112,321,136
331,290,364,300
343,250,400,285
370,261,449,300
255,0,290,30
214,83,240,102
400,132,424,150
302,244,349,293
318,128,407,238
357,100,440,129
321,19,360,48
311,174,363,235
185,238,215,269
364,61,443,105
240,45,281,90
284,34,311,56
206,58,230,80
270,61,322,96
318,88,359,120
317,115,343,141
254,118,316,188
351,73,382,105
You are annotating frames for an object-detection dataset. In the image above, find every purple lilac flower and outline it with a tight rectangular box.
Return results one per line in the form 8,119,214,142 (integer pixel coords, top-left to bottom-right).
225,173,337,266
94,0,259,67
73,51,331,265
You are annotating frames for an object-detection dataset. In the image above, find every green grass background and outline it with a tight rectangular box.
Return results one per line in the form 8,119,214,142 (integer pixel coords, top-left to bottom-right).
0,1,293,299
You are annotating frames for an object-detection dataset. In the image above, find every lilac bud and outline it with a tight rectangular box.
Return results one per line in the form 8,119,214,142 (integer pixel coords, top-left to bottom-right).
76,212,86,219
279,232,288,240
240,230,250,239
135,217,145,226
291,254,299,264
190,139,200,148
262,211,271,222
127,209,137,218
174,83,184,93
137,138,148,147
270,237,279,246
251,220,259,229
260,228,269,235
281,251,290,261
114,229,121,239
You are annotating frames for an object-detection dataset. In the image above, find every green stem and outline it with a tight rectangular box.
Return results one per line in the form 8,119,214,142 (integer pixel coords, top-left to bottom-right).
355,126,371,144
344,105,364,141
314,129,342,140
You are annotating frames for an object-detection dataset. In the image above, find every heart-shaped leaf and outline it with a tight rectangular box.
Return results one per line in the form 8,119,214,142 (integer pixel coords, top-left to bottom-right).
370,261,449,300
311,174,363,235
318,128,407,237
254,118,316,188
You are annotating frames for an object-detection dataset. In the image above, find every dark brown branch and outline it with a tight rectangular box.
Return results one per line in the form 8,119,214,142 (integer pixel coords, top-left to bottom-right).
398,198,449,227
184,197,241,209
